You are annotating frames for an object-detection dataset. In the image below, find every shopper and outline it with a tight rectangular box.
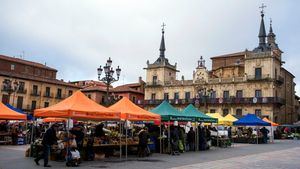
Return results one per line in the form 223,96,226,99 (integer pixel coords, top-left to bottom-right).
187,127,195,151
138,127,150,157
260,127,269,143
34,123,59,167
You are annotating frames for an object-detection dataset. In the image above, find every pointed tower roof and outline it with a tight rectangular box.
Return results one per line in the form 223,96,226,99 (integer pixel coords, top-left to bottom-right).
145,23,178,71
159,23,166,58
253,4,271,52
267,18,279,50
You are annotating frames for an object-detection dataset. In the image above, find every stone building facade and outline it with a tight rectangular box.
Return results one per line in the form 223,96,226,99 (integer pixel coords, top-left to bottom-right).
0,55,81,114
143,10,298,124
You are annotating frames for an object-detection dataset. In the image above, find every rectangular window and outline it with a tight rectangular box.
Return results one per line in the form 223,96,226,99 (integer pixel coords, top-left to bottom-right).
164,93,169,100
18,82,25,92
11,64,15,70
174,92,179,100
151,93,156,100
68,90,73,96
236,109,243,116
57,88,62,98
16,96,23,109
255,109,262,117
32,85,38,95
223,91,229,99
44,102,49,108
185,92,190,100
1,94,10,104
223,109,229,116
255,90,262,98
31,100,36,110
255,68,262,79
152,76,157,85
210,109,216,113
211,91,216,98
236,90,243,98
45,87,50,97
132,96,136,103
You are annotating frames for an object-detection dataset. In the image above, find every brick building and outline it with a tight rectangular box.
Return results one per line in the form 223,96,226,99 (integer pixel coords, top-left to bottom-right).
0,55,81,114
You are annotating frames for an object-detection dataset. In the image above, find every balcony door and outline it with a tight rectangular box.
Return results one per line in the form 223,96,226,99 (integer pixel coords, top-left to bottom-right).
152,76,157,85
255,68,262,79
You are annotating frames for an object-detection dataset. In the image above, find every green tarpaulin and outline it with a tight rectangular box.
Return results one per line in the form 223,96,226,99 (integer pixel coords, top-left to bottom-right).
150,101,194,121
182,104,218,123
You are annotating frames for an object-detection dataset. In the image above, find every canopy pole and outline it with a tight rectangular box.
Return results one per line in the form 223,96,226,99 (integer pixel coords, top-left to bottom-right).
196,122,199,151
257,126,259,144
159,124,162,154
119,120,122,159
168,120,170,154
125,120,128,160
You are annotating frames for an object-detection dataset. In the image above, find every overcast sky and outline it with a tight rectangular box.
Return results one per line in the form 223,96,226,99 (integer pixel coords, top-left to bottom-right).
0,0,299,93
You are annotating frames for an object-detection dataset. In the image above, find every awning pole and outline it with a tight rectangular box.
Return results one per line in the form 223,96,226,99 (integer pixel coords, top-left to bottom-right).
168,120,170,154
119,120,122,159
125,120,128,160
159,124,162,154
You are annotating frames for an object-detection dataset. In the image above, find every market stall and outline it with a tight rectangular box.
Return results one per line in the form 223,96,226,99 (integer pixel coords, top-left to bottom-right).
262,117,278,143
0,101,26,145
109,97,161,158
150,101,197,154
34,91,122,161
233,114,271,144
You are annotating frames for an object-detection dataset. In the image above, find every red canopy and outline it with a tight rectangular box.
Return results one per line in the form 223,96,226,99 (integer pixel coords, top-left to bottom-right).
0,102,26,120
34,91,120,121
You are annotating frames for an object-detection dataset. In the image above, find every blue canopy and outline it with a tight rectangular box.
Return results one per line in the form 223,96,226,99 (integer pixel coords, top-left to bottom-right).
5,104,33,120
233,113,270,126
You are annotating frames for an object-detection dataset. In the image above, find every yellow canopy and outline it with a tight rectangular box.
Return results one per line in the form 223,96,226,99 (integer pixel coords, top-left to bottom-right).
206,113,227,125
222,114,238,126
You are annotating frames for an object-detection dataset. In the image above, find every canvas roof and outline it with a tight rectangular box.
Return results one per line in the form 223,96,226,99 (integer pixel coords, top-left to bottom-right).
0,102,26,120
182,104,217,123
109,97,160,121
262,117,279,126
150,101,193,121
233,114,271,126
34,91,120,121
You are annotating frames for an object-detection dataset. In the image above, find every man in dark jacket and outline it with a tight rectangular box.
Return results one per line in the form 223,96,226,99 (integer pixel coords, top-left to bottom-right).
138,127,150,157
35,123,59,167
187,127,195,151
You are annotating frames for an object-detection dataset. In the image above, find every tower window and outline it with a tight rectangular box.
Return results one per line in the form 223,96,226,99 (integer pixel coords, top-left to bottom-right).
255,68,262,79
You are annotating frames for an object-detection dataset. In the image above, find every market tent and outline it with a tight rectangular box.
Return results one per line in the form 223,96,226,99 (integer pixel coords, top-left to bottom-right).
182,104,217,123
34,91,120,121
43,117,67,123
262,117,279,126
0,102,26,120
233,114,271,126
109,97,160,121
222,114,238,125
150,101,192,121
6,104,33,120
206,113,227,124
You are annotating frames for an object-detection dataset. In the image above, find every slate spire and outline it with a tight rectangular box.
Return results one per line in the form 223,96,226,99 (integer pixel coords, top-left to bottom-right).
159,23,166,58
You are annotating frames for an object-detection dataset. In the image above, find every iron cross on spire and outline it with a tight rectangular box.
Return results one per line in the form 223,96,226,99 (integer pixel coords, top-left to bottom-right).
161,22,166,33
259,3,267,14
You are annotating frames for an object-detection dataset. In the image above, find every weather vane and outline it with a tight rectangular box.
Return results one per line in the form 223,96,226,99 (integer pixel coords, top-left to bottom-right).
161,22,166,33
259,3,267,14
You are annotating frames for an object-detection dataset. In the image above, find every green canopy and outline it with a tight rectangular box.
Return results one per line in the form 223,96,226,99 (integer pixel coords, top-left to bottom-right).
150,100,194,121
182,104,218,123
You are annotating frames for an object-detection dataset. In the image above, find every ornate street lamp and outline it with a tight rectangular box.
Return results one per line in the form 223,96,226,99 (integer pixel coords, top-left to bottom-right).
97,57,121,105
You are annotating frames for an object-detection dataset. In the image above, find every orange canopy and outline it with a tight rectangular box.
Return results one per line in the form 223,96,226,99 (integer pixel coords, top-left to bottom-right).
109,97,161,121
0,102,26,120
263,117,279,126
34,91,120,121
43,117,67,123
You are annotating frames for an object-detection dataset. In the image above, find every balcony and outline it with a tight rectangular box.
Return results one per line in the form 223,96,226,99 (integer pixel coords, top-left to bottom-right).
143,99,195,105
143,97,285,106
146,80,163,87
30,91,41,96
275,76,284,85
17,89,27,94
44,92,54,98
247,74,271,81
55,94,66,99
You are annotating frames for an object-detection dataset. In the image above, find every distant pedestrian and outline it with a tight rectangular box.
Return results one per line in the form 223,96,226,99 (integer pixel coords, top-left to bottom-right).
187,127,195,151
